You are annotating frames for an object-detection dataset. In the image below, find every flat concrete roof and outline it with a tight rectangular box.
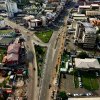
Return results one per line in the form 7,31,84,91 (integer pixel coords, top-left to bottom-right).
0,38,15,44
79,5,90,8
68,97,100,100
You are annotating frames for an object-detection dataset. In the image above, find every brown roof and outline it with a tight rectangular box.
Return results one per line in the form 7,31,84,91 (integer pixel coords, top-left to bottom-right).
7,43,20,54
6,53,18,61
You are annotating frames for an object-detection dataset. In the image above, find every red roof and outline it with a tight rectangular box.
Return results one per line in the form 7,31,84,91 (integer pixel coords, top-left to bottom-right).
6,53,18,61
7,43,20,54
51,2,59,5
6,89,13,93
16,71,23,74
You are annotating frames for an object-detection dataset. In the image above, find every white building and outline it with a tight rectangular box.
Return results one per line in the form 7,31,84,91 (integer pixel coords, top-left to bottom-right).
6,1,18,18
28,19,42,28
0,18,5,29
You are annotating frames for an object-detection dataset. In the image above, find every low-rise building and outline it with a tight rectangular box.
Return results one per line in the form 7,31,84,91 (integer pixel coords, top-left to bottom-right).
75,22,97,48
0,37,15,47
0,18,5,29
75,58,100,70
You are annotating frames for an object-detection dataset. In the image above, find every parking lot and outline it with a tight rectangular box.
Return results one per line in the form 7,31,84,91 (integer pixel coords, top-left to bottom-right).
58,73,100,97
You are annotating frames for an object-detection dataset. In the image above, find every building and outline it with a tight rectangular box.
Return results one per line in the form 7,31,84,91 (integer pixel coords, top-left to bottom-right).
75,22,97,48
0,37,15,47
75,58,100,70
86,11,100,16
0,18,5,29
68,97,100,100
22,15,35,25
6,53,19,65
28,19,42,28
7,43,20,54
78,4,100,14
6,1,18,18
91,20,100,26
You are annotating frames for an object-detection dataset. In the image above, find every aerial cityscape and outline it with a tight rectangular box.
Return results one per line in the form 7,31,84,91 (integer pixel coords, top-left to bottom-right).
0,0,100,100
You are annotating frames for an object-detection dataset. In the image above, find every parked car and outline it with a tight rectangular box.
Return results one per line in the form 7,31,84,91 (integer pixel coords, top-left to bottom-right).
78,77,81,82
20,24,24,26
63,74,66,79
80,93,86,96
95,72,99,77
87,93,93,96
74,94,80,97
79,82,82,88
67,93,71,96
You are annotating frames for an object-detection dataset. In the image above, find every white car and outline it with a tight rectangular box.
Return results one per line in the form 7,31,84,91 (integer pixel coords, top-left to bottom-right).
74,94,80,97
79,82,82,88
95,72,99,77
87,93,93,96
78,77,81,82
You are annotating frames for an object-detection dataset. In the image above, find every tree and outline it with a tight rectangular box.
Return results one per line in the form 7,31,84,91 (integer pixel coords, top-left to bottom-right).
59,91,67,100
78,51,88,59
73,67,78,76
97,28,100,33
40,1,43,7
70,11,73,14
33,3,36,6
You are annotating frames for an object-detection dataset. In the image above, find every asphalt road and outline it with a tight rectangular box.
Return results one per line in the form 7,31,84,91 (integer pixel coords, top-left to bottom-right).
39,1,77,100
4,1,77,100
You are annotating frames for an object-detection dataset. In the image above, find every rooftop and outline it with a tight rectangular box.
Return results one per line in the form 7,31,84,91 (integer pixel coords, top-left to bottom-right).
0,37,15,44
79,5,90,8
85,27,96,34
68,97,100,100
75,58,100,69
91,4,99,6
82,22,93,27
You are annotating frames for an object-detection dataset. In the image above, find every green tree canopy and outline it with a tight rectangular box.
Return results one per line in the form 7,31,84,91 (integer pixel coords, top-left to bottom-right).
59,91,67,100
78,51,88,59
40,1,43,7
97,28,100,33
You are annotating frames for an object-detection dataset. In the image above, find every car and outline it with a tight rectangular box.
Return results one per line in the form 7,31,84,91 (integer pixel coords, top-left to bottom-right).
80,93,86,96
87,93,93,96
20,24,24,26
78,77,81,82
95,72,99,77
79,82,82,88
78,74,80,77
63,74,66,79
74,94,80,97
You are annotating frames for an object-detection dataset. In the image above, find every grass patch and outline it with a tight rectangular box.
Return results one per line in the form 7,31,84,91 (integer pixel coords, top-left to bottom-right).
35,45,46,76
0,55,3,63
89,72,99,90
0,30,12,34
60,63,65,68
74,75,79,88
61,56,68,62
4,85,11,88
81,72,92,90
35,30,53,43
54,38,58,49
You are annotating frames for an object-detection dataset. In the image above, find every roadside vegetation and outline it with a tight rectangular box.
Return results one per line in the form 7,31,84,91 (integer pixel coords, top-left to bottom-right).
0,48,7,63
35,45,46,76
59,91,67,100
74,68,79,88
35,30,53,43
